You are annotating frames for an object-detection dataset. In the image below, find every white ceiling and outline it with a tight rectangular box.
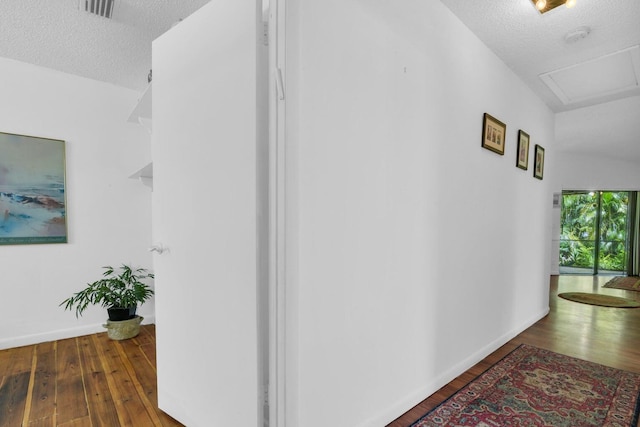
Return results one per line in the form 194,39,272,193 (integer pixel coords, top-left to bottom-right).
440,0,640,162
0,0,210,92
439,0,640,112
0,0,638,161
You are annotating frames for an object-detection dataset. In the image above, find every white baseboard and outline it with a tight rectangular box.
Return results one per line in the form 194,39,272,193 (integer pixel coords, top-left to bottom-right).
357,307,550,427
0,315,156,350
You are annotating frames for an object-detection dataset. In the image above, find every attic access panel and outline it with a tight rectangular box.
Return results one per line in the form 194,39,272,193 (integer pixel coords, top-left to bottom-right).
539,46,640,105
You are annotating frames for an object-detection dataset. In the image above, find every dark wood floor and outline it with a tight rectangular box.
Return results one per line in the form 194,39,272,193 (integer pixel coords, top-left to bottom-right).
2,275,639,426
388,274,640,426
0,324,181,427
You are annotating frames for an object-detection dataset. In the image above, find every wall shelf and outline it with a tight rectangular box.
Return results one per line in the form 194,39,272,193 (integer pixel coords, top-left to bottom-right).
128,83,152,133
128,84,153,188
129,162,153,190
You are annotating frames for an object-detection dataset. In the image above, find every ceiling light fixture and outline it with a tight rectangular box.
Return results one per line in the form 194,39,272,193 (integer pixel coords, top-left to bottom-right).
531,0,577,14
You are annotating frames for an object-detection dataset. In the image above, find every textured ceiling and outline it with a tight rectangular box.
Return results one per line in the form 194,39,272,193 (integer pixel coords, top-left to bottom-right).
2,0,637,106
0,0,210,92
440,0,640,162
0,0,638,161
439,0,640,112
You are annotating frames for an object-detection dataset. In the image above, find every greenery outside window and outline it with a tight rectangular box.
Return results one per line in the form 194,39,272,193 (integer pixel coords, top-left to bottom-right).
559,191,629,275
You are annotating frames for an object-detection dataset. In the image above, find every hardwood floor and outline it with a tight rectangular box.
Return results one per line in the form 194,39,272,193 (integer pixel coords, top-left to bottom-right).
2,275,639,426
388,274,640,426
0,324,182,427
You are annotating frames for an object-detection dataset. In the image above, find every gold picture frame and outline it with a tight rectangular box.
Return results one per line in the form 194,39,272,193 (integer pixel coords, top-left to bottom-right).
481,113,506,155
516,130,530,170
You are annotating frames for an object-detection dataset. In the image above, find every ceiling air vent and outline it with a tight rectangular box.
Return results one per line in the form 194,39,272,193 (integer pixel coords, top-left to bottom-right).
83,0,115,19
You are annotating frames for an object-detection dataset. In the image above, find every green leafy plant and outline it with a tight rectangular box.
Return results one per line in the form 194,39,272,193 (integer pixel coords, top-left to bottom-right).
60,265,155,317
560,191,629,271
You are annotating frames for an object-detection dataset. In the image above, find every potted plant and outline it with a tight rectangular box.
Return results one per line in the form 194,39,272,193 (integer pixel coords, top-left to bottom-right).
60,265,155,338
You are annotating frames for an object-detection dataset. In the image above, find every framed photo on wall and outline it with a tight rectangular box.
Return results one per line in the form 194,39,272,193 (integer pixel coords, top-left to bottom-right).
481,113,506,155
516,130,530,170
0,131,67,245
534,144,545,180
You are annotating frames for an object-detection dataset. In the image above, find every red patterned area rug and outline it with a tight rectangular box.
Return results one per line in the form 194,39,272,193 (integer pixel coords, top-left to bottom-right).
412,345,640,427
604,276,640,292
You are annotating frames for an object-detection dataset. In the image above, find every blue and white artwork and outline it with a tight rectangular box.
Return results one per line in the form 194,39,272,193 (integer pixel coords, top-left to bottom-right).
0,132,67,245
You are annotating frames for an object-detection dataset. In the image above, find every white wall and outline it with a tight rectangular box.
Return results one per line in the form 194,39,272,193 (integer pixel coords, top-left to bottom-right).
554,96,640,192
548,152,640,275
554,153,640,190
548,97,640,274
0,57,153,349
285,1,555,426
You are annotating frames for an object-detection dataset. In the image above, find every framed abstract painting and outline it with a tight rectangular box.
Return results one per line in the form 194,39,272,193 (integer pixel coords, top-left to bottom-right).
0,131,67,245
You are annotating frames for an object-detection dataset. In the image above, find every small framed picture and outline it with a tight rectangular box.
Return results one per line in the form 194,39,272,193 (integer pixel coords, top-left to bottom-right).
533,144,545,180
481,113,506,155
516,130,530,170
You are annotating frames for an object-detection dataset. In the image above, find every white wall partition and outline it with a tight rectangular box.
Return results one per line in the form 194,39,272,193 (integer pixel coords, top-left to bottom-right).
283,1,555,426
152,1,264,426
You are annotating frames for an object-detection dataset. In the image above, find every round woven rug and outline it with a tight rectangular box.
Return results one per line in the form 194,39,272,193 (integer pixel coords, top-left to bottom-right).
558,292,640,308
